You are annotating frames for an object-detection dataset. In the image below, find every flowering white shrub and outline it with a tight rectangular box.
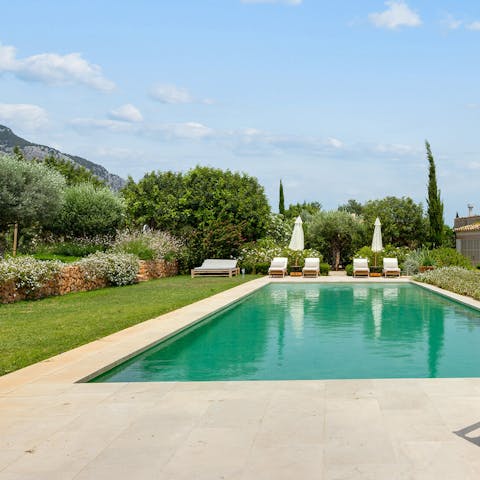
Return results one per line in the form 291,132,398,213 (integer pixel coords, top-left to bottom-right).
77,252,139,286
0,256,63,295
264,213,292,244
414,267,480,301
238,238,322,272
111,230,184,261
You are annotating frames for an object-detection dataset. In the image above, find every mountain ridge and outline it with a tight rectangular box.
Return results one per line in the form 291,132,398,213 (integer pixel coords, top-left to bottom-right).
0,125,125,190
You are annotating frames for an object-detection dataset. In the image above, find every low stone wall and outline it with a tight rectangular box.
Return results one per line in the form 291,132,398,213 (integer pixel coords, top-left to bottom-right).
137,259,178,281
0,259,178,304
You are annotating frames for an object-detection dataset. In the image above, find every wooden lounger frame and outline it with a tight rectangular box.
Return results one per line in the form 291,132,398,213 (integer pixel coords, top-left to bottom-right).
268,269,286,278
353,270,370,277
191,267,240,278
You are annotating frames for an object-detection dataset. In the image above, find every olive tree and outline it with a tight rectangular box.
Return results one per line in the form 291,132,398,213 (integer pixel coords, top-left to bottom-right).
0,154,65,229
307,210,365,270
55,183,125,237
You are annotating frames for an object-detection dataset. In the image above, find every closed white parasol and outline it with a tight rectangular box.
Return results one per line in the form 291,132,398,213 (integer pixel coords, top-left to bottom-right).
289,216,304,267
371,217,383,267
289,216,304,251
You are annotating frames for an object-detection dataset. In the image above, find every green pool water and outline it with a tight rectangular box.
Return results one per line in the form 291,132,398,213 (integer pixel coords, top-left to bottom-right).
91,283,480,382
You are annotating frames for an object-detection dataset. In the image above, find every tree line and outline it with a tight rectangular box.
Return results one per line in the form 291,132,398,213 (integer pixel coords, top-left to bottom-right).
0,140,448,269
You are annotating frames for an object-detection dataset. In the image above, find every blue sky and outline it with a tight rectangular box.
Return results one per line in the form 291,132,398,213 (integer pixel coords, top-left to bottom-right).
1,0,480,224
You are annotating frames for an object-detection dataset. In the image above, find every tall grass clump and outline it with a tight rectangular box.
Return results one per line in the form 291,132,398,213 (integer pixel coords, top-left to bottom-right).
111,230,184,261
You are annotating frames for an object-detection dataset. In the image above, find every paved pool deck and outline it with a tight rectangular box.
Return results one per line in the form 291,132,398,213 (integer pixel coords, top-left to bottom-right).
1,275,480,479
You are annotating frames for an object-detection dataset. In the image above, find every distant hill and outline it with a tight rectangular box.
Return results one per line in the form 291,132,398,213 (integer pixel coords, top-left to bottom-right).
0,125,125,190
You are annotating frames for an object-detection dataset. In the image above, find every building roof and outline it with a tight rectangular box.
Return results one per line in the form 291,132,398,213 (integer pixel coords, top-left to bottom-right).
455,222,480,232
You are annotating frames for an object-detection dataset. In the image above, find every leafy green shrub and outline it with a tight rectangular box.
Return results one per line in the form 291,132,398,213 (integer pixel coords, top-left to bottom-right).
345,264,353,276
0,256,63,295
404,248,471,275
253,263,270,275
55,184,125,237
123,166,270,266
421,251,434,267
33,253,80,263
111,230,183,261
430,248,471,269
51,240,108,257
414,267,480,300
320,263,330,276
77,252,139,286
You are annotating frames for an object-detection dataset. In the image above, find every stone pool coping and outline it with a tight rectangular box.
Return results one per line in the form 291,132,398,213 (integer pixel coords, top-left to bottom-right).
1,275,480,478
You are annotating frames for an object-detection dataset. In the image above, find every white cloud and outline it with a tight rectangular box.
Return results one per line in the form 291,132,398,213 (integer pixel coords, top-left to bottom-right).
0,43,115,91
70,117,214,140
466,161,480,170
373,143,420,155
108,104,143,123
95,146,139,159
154,122,214,139
441,14,462,30
149,84,194,104
227,129,347,157
70,118,136,133
0,103,48,130
326,137,343,149
369,1,421,29
466,21,480,31
241,0,302,5
149,83,213,104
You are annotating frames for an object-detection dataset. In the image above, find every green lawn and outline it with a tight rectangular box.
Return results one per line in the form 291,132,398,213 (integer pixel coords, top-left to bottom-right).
0,274,257,376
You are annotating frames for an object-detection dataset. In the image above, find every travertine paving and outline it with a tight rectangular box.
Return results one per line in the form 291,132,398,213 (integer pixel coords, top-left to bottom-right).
1,276,480,479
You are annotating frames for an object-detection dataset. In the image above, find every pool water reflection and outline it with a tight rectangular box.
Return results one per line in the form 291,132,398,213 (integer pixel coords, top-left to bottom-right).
91,283,480,382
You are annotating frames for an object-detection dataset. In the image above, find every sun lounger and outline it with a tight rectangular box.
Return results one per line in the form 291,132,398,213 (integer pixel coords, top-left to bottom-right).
302,257,320,277
353,258,370,277
191,259,239,278
268,257,288,278
383,257,401,277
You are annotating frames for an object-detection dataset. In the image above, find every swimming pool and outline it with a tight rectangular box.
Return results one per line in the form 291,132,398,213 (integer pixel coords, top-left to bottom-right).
91,283,480,382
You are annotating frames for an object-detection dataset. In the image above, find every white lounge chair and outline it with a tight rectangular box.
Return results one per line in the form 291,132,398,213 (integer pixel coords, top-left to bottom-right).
302,257,320,278
191,259,239,278
353,258,370,277
383,257,401,277
268,257,288,278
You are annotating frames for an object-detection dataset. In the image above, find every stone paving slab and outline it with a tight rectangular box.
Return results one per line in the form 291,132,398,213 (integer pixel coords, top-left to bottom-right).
1,276,480,479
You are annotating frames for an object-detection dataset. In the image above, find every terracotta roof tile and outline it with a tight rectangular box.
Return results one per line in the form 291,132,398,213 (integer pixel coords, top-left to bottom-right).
455,223,480,232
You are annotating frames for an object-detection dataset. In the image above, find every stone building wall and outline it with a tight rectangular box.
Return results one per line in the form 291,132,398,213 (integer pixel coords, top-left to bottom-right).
0,259,178,304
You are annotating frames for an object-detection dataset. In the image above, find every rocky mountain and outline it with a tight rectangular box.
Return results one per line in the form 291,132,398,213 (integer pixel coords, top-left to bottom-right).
0,125,126,190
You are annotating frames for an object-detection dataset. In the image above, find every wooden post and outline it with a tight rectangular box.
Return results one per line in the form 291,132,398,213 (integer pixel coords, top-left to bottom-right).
12,222,18,257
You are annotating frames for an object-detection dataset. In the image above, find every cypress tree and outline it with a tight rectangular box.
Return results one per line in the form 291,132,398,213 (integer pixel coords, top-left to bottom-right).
426,141,444,247
279,180,285,215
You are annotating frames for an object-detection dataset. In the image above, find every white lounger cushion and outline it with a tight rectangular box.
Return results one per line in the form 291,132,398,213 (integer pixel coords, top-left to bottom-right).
194,259,238,270
383,258,399,270
269,257,288,269
353,258,369,270
303,258,320,270
383,258,400,275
